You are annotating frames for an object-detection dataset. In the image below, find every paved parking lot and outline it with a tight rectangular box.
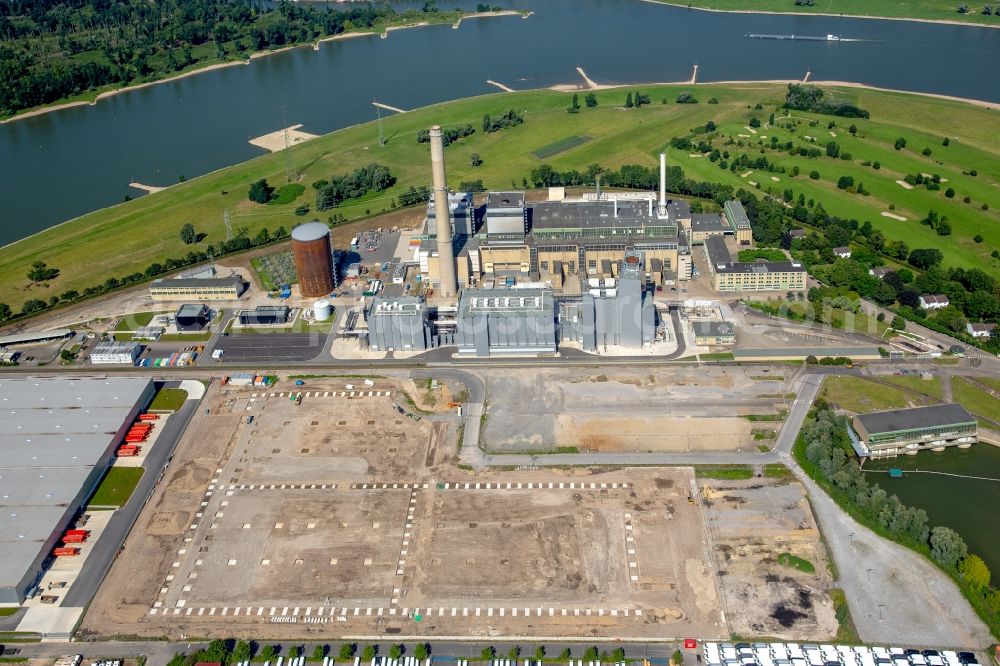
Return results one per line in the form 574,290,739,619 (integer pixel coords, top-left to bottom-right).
215,332,328,362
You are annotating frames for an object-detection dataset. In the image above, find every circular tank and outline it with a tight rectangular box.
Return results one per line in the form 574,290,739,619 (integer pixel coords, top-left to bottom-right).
291,222,335,297
313,299,333,321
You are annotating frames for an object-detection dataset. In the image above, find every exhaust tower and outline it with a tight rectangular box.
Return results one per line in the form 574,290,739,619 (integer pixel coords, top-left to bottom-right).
429,126,457,298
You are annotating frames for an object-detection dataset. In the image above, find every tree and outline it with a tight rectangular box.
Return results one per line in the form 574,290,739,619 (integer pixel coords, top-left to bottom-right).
313,645,328,661
908,248,944,269
929,526,967,568
389,645,403,660
585,92,598,107
922,147,932,156
248,178,275,203
180,223,197,245
289,646,302,659
945,187,955,198
414,644,430,661
470,152,483,167
959,554,991,588
60,349,75,363
612,648,626,663
203,640,228,663
583,647,599,662
809,170,820,180
27,261,59,282
559,649,572,660
261,645,278,662
891,315,906,330
625,92,633,108
837,175,854,190
481,647,496,661
233,641,253,664
749,117,761,128
534,647,546,661
362,646,377,661
0,303,11,322
672,650,684,666
894,137,907,150
508,646,520,661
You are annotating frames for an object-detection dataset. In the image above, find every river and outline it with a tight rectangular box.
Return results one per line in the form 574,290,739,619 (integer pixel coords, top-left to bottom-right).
865,444,1000,576
1,0,998,247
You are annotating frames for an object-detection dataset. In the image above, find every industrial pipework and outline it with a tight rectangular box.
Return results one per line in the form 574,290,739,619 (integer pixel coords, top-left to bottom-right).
429,126,457,298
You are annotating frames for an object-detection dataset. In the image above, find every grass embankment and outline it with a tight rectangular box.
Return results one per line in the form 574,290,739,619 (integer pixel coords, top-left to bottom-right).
952,377,1000,427
820,375,935,412
148,387,188,412
649,0,1000,26
880,374,945,400
88,467,144,507
2,83,998,314
747,300,890,339
696,464,790,479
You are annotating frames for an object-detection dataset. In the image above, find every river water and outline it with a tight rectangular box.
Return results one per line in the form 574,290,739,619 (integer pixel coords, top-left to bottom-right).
865,444,1000,575
1,0,998,246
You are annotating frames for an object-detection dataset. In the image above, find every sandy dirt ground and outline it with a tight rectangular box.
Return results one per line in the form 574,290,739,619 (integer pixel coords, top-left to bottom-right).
701,477,839,640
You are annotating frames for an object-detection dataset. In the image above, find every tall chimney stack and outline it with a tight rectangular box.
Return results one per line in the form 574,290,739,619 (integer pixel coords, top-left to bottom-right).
429,126,457,298
659,153,667,212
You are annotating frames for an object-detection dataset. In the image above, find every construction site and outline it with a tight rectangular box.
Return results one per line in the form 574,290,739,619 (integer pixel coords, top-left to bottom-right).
74,371,821,641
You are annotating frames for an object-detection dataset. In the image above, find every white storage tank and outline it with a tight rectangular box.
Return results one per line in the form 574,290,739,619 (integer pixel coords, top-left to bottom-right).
313,299,333,321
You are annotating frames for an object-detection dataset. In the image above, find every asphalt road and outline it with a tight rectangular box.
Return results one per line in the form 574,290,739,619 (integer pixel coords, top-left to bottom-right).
215,332,330,363
63,382,202,606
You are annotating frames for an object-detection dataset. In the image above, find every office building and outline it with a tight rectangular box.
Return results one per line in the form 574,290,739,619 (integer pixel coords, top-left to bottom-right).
704,236,806,292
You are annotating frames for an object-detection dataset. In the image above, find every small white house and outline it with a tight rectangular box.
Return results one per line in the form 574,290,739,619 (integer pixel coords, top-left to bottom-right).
919,294,949,310
967,322,996,338
869,267,890,279
833,246,852,259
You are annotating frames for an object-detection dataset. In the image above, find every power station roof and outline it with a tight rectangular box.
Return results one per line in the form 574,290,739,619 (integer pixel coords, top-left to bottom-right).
487,191,525,209
291,221,331,242
854,403,976,435
532,200,658,230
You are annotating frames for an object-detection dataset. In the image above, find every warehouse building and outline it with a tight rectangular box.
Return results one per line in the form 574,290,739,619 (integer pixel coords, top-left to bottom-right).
0,377,154,605
0,329,72,349
89,340,141,365
174,304,210,332
149,275,246,302
456,288,557,356
704,236,807,292
849,403,978,459
238,305,290,326
366,297,433,351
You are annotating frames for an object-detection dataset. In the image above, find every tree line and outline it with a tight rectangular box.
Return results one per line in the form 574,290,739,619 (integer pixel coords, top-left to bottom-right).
316,163,395,212
0,0,455,116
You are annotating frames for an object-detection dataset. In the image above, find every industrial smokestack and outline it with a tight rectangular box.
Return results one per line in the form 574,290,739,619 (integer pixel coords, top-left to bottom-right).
429,126,457,298
659,153,667,211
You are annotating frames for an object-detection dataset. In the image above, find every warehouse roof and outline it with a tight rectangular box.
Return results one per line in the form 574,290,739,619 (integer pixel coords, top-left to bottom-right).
854,403,976,435
176,303,209,317
691,213,728,232
705,235,732,265
0,329,72,348
0,377,152,595
150,275,245,290
532,200,658,230
459,288,554,317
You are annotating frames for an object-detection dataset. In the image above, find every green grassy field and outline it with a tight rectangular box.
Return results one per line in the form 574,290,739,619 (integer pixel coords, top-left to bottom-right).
651,0,1000,25
1,83,997,315
880,374,945,399
88,467,144,507
777,552,816,573
148,387,188,411
820,375,936,412
952,376,1000,425
532,134,592,159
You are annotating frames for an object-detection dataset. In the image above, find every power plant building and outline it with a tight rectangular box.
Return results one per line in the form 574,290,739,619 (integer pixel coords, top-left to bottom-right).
425,191,475,237
366,297,433,351
291,222,336,298
456,288,557,356
0,377,154,605
238,305,290,326
174,303,210,332
849,403,978,459
149,275,246,302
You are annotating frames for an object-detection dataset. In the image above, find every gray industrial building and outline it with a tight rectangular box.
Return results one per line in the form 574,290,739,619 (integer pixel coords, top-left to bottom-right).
426,190,476,237
560,250,656,351
456,288,557,356
366,297,433,351
484,191,527,237
0,377,154,605
238,305,290,326
174,303,210,332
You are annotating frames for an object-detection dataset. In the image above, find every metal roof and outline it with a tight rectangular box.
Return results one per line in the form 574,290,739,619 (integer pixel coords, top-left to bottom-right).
854,403,976,435
176,303,209,317
693,321,735,337
0,377,152,594
691,213,728,231
487,191,525,209
150,275,244,289
291,221,331,243
0,329,72,348
532,200,656,229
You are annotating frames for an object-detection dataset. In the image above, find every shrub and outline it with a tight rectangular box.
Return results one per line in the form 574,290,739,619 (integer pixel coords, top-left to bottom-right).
809,170,820,180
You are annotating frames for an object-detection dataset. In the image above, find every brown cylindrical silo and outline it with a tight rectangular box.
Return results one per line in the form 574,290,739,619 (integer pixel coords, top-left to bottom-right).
291,221,335,297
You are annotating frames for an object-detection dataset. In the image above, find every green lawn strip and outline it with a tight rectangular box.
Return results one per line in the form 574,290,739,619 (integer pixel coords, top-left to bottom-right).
694,465,754,479
974,377,1000,392
746,412,786,421
951,377,1000,425
880,374,945,400
148,387,188,412
820,375,936,413
113,311,166,331
829,588,861,644
87,467,144,507
2,83,997,314
777,552,816,573
700,352,735,361
532,134,592,159
647,0,1000,25
0,608,19,617
764,464,792,478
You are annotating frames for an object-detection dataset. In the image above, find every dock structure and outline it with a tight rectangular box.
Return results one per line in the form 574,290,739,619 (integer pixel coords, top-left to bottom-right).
803,70,812,82
372,101,407,114
486,79,515,92
690,64,699,84
575,66,599,90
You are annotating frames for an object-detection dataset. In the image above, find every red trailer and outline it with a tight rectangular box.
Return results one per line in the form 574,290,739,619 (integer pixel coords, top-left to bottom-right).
53,547,80,557
116,446,140,457
128,424,152,432
125,435,148,443
62,533,87,543
137,414,160,421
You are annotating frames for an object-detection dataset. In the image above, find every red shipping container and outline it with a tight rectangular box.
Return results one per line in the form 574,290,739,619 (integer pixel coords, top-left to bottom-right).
62,533,86,543
684,639,698,650
53,547,80,557
138,414,160,421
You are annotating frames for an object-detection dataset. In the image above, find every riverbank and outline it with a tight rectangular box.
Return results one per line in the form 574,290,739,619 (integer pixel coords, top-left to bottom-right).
645,0,1000,28
0,9,529,125
0,81,997,317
